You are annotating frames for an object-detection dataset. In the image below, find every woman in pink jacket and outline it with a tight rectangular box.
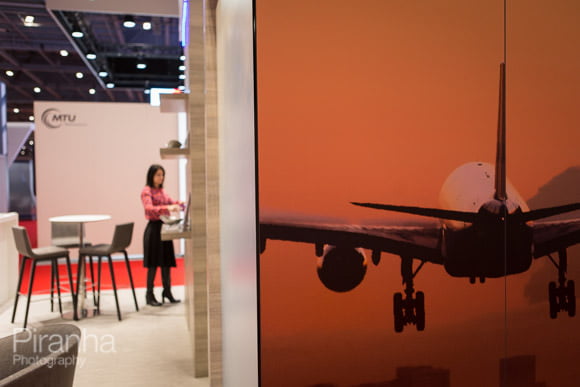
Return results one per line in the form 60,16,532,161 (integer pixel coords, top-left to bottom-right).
141,164,183,306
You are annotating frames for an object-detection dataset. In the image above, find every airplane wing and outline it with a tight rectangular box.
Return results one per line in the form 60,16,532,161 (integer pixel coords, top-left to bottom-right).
533,218,580,258
259,214,444,264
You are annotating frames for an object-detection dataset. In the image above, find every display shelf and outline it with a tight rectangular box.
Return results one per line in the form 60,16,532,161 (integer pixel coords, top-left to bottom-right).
160,147,190,159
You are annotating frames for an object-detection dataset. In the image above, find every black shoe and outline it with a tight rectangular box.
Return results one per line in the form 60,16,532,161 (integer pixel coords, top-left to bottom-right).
146,292,162,307
162,289,181,304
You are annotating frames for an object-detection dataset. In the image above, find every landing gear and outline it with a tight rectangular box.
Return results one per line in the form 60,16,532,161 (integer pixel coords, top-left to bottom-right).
548,249,576,319
393,257,425,332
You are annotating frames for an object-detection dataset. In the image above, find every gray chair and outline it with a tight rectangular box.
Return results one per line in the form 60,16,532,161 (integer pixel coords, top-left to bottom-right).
0,324,81,387
78,222,138,320
11,227,76,329
50,223,90,248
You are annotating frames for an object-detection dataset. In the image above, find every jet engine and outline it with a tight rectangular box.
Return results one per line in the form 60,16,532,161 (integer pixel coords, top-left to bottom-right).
317,245,367,292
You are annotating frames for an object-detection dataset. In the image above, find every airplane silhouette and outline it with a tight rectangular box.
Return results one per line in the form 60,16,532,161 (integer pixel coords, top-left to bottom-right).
259,63,580,332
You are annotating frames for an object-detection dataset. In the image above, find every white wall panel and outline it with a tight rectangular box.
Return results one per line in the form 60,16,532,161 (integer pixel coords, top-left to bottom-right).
217,0,258,385
34,101,179,257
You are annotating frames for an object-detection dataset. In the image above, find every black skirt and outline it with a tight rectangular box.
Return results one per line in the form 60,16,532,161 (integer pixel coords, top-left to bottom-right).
143,220,176,268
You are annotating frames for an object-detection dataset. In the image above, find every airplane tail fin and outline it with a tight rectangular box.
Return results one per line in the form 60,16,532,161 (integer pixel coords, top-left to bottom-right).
494,62,507,201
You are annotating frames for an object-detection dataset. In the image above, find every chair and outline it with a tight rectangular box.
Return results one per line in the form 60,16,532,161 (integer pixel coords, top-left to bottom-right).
11,227,76,329
50,223,90,248
78,222,138,320
0,324,81,387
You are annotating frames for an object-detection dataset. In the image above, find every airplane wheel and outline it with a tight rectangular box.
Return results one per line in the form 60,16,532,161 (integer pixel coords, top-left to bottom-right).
415,291,425,331
548,281,558,319
567,280,576,317
394,293,404,333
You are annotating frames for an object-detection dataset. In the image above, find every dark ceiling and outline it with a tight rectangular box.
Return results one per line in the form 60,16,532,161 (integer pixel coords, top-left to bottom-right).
0,0,183,122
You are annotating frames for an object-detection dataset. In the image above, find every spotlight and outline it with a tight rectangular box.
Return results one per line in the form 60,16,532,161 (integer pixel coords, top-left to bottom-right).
13,108,20,113
144,89,151,94
142,22,152,30
179,74,186,80
89,88,96,95
136,63,147,70
106,83,115,88
179,65,186,71
180,55,186,61
123,15,136,28
71,29,83,38
98,71,108,77
178,85,185,91
23,15,38,27
75,72,84,79
86,52,97,60
5,70,14,77
60,49,69,56
29,116,34,121
33,87,41,93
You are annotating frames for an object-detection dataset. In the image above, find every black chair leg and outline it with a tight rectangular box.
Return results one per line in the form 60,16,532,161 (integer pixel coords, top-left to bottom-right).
107,255,122,321
23,261,37,329
88,256,98,307
124,251,139,311
65,255,78,321
75,255,83,298
50,262,55,312
12,257,28,323
97,257,102,314
53,260,63,315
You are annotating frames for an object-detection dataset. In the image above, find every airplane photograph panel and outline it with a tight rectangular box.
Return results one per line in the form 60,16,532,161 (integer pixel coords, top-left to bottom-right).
255,0,580,386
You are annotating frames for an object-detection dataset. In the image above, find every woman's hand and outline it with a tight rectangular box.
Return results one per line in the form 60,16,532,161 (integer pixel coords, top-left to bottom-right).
167,204,181,212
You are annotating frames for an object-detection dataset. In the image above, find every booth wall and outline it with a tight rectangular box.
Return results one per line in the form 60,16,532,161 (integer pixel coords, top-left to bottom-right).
34,101,179,257
217,0,259,385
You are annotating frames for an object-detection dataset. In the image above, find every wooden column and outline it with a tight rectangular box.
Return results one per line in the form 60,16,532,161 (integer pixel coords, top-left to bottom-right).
183,0,221,382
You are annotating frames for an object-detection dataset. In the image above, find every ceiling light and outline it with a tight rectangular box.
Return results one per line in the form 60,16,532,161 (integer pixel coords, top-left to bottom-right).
106,83,115,88
179,65,186,71
142,22,152,30
180,55,186,61
179,74,186,80
123,16,136,28
60,49,69,57
33,87,41,93
29,140,34,146
13,108,20,113
136,63,147,70
86,52,97,60
5,70,14,77
72,30,83,38
89,88,96,95
29,116,34,121
24,15,34,24
144,89,151,94
178,86,185,91
75,72,84,79
98,71,108,77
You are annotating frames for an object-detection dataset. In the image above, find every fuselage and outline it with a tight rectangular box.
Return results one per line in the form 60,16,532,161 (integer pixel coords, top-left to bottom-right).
438,162,533,278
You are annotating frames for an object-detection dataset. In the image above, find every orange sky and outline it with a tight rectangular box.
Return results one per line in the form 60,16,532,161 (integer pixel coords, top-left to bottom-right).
256,1,580,386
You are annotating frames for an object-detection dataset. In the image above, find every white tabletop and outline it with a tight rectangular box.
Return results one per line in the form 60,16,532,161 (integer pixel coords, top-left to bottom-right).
49,214,112,223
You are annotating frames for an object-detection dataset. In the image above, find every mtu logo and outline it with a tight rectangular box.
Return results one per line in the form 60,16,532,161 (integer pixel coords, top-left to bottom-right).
41,108,84,129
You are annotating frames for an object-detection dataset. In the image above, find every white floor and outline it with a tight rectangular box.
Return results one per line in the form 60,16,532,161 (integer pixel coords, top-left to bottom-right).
0,286,208,387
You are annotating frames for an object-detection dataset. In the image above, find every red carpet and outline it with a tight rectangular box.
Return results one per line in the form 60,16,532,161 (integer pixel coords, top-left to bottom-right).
17,258,185,295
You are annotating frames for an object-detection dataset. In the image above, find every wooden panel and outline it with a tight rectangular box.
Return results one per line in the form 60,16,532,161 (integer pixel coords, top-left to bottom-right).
187,0,209,378
204,1,223,385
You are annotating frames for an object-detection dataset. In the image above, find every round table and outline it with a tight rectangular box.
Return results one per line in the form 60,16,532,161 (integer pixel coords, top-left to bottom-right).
49,214,111,319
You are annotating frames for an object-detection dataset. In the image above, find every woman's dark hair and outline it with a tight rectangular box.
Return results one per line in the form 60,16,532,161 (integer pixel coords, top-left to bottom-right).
146,164,165,188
